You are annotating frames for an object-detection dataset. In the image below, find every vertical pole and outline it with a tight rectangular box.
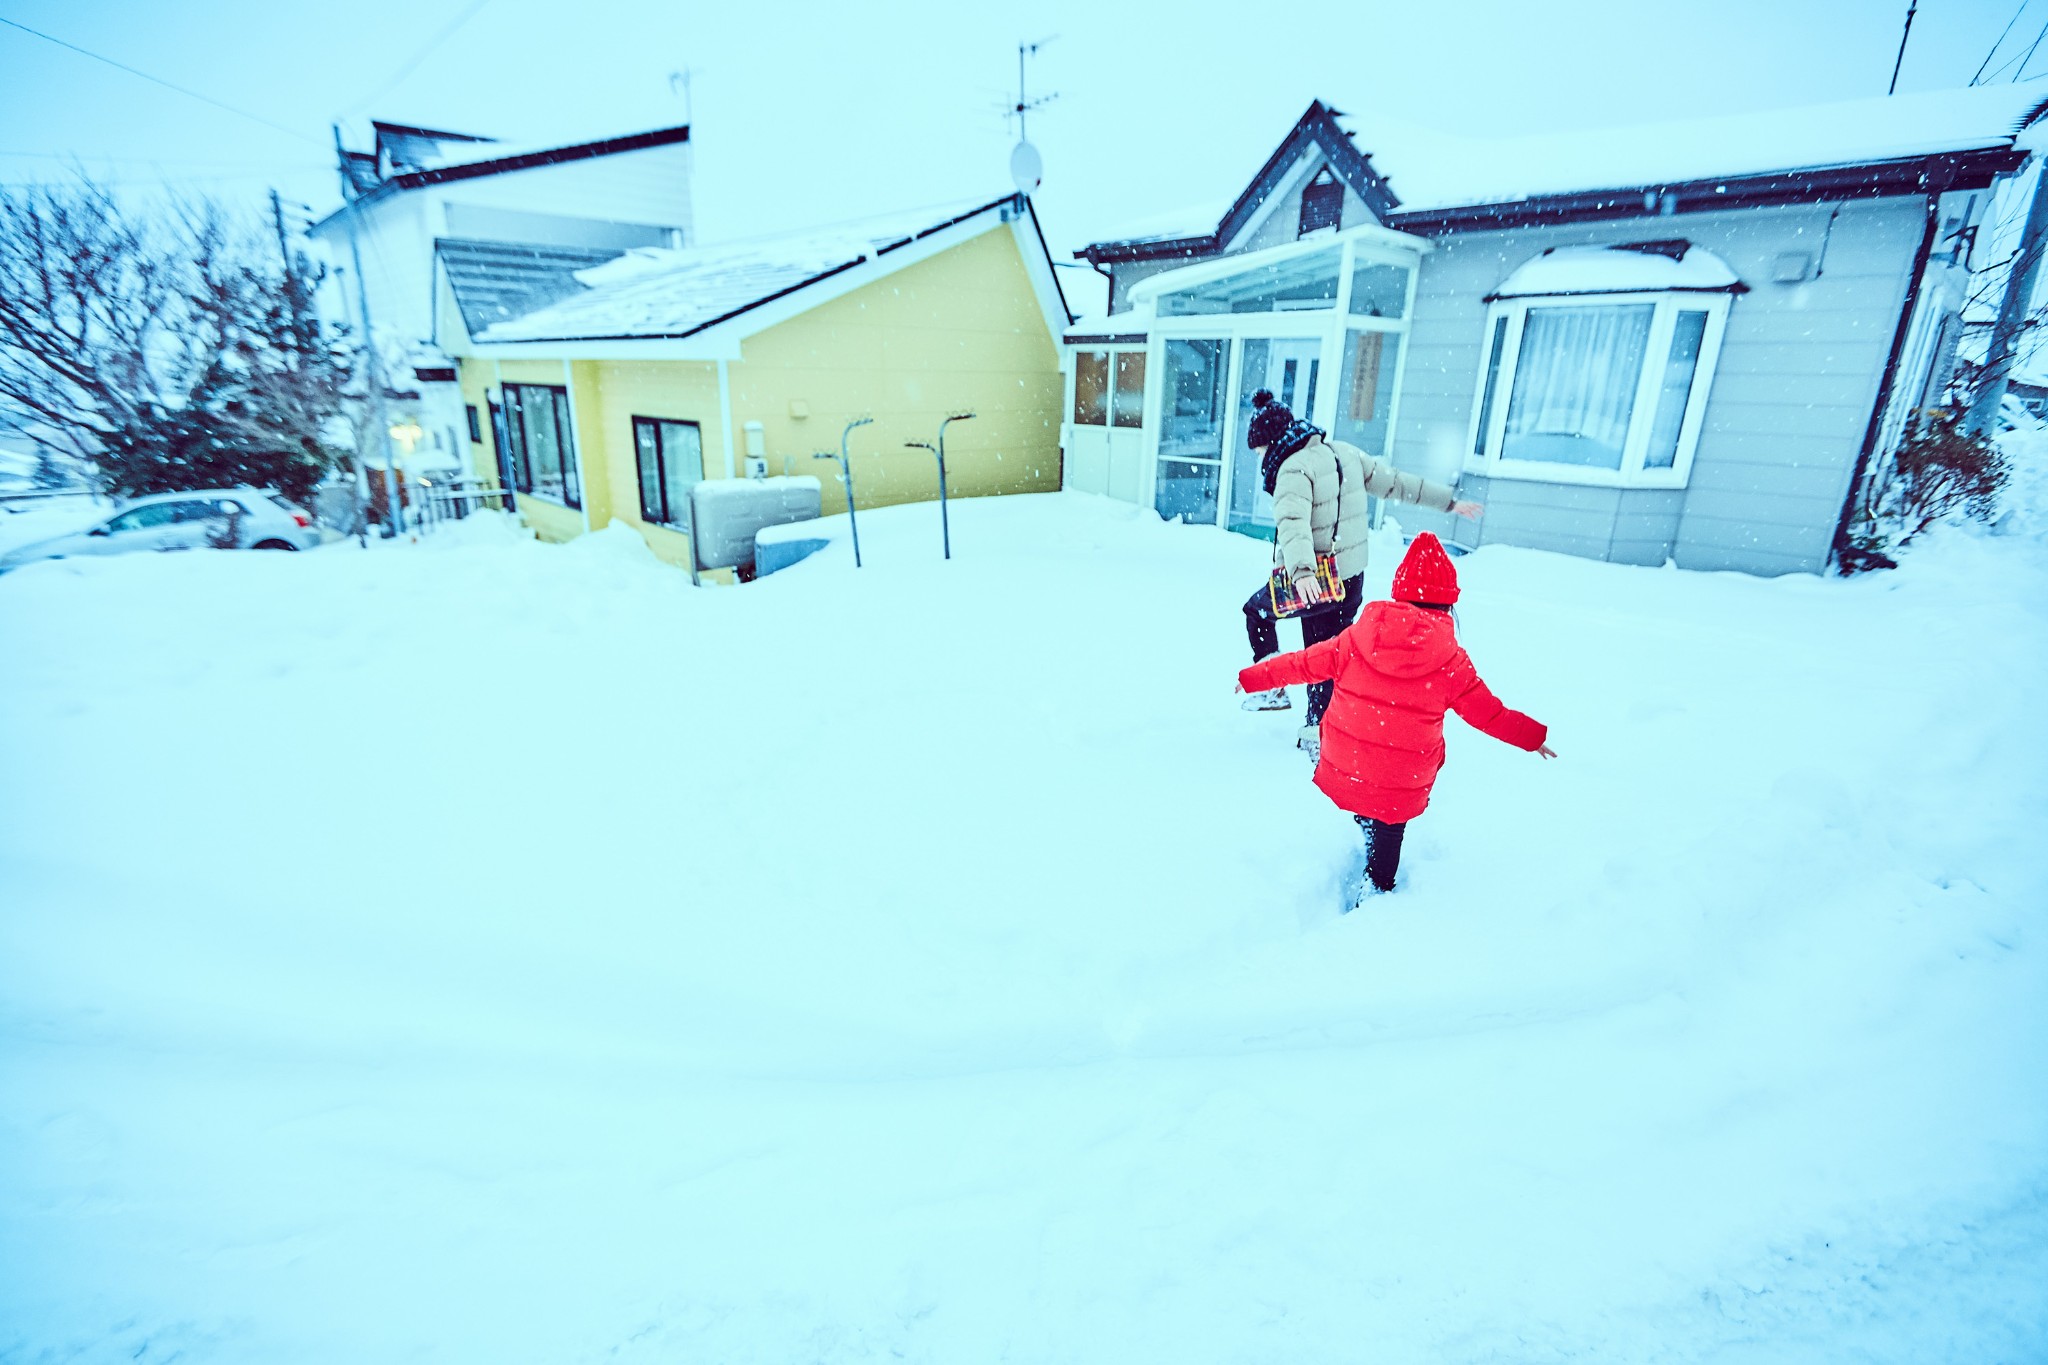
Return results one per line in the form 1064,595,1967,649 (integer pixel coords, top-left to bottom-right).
937,412,974,560
1889,1,1917,96
716,359,737,479
841,417,870,568
1967,159,2048,436
560,357,590,534
334,124,398,541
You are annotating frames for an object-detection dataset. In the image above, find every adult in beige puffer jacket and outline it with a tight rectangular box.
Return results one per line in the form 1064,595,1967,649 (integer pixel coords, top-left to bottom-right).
1239,389,1483,743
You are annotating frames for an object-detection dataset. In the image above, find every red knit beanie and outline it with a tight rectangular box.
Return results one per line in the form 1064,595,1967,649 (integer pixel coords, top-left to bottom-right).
1390,531,1460,606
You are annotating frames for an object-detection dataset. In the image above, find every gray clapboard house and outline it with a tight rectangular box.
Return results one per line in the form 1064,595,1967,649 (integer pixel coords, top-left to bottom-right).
1064,83,2047,574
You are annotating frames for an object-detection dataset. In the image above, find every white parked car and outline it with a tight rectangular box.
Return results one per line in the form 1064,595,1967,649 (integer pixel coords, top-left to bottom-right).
0,488,319,573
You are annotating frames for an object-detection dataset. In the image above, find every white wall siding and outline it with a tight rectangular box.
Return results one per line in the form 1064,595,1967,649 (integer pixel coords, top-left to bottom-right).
434,142,694,242
1391,197,1927,576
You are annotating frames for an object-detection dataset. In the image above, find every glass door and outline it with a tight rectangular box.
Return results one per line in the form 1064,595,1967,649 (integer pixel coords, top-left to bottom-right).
1154,337,1229,524
1226,337,1323,537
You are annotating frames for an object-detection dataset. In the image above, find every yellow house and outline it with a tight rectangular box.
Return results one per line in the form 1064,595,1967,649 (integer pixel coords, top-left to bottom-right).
434,195,1071,574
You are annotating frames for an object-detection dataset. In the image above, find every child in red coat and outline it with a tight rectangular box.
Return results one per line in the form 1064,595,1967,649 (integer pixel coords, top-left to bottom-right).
1237,532,1555,898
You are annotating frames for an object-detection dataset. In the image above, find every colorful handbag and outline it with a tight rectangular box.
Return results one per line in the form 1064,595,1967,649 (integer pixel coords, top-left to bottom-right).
1268,554,1346,617
1266,450,1347,618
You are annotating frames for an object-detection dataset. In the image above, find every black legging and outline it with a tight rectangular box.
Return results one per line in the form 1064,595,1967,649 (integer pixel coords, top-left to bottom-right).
1356,816,1407,893
1243,573,1365,725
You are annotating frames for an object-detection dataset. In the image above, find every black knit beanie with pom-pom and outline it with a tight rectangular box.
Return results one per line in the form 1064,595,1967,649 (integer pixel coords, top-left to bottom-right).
1248,389,1326,494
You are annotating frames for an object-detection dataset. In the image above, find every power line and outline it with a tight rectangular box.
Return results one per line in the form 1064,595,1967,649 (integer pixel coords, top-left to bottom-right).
0,149,306,169
2016,14,2048,78
1973,0,2029,84
341,0,495,118
0,15,322,146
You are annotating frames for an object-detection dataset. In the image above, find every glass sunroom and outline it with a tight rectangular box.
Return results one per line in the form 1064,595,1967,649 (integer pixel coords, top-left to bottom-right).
1064,222,1430,539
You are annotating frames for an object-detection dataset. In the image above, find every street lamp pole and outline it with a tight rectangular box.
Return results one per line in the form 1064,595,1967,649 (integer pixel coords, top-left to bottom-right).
813,416,872,567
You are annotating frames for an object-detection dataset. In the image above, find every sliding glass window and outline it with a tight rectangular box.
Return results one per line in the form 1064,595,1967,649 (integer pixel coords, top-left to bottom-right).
633,417,704,529
501,384,581,509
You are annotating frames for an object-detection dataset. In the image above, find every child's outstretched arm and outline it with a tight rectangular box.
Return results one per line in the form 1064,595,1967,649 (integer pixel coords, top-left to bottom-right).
1448,672,1550,753
1238,635,1349,693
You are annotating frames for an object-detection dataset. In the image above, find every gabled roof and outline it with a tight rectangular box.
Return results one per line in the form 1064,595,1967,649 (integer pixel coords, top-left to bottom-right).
372,120,493,174
381,125,689,193
470,195,1030,345
318,123,692,226
1082,82,2048,260
437,239,627,338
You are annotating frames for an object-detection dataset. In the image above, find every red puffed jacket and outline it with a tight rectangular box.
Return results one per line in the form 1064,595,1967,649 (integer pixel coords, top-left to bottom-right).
1238,600,1546,823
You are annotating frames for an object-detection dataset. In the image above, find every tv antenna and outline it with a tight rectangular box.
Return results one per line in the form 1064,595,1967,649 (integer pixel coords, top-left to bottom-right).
1013,37,1059,140
1011,37,1057,196
668,68,695,126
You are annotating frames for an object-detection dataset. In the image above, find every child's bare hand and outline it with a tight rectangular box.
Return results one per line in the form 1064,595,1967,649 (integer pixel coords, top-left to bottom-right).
1294,572,1326,606
1537,743,1557,759
1451,500,1485,521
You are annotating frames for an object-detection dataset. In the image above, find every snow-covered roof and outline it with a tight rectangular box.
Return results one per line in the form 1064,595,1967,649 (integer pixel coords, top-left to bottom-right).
1486,243,1743,300
1348,81,2048,214
476,197,1012,344
1085,81,2048,254
1065,312,1148,341
439,238,624,337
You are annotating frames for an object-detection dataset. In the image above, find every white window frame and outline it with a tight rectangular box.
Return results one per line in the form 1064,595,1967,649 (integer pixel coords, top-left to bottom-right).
1465,289,1731,490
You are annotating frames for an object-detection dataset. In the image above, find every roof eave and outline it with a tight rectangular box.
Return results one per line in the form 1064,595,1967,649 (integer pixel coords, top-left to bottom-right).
1080,144,2031,261
386,124,691,191
1387,147,2029,234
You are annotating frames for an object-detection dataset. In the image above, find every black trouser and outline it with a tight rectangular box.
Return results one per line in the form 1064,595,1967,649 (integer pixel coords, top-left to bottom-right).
1243,573,1365,725
1355,816,1408,893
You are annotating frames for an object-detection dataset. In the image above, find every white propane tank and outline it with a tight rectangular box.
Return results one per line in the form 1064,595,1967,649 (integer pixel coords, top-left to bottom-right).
743,421,767,479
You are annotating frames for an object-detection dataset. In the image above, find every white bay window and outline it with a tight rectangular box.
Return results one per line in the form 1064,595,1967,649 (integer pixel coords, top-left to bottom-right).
1467,245,1740,489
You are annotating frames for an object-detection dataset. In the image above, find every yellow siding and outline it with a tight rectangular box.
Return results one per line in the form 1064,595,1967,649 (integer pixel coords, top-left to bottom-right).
586,359,723,568
730,225,1063,516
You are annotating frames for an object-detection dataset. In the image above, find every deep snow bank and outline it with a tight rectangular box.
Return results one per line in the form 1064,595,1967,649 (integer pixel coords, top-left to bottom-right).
0,492,2042,1362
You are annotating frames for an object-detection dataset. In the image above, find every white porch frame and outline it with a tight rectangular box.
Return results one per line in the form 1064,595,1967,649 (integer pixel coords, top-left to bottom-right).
1117,222,1431,526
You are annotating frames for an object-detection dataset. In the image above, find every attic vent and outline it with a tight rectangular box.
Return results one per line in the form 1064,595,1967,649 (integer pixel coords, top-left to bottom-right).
1299,167,1342,238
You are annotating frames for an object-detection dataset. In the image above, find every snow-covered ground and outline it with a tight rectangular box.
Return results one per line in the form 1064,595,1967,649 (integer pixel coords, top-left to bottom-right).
1,491,2044,1362
0,494,109,556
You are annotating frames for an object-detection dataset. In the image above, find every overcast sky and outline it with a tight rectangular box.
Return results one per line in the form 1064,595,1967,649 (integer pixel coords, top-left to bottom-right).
0,0,2039,270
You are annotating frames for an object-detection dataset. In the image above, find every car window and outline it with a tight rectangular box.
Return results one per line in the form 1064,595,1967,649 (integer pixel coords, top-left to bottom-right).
107,504,178,532
166,500,226,523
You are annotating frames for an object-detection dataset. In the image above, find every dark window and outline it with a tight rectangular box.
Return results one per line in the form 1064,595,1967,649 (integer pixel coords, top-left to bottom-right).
1112,352,1146,428
1073,350,1109,425
500,383,580,508
1299,168,1342,237
632,417,704,528
466,404,483,443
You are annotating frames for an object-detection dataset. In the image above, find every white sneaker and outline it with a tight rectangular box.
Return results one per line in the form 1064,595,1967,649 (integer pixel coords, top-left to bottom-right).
1297,726,1321,762
1241,687,1291,712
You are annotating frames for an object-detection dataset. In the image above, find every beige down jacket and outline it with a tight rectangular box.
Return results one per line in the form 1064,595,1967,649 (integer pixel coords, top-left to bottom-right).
1271,436,1459,582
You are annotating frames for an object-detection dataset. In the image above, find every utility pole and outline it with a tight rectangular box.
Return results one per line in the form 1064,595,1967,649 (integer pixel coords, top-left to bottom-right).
1967,160,2048,435
1889,1,1918,95
333,123,400,539
269,188,303,361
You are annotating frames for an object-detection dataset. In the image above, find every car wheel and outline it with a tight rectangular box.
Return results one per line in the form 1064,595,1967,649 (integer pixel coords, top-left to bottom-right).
253,539,298,551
